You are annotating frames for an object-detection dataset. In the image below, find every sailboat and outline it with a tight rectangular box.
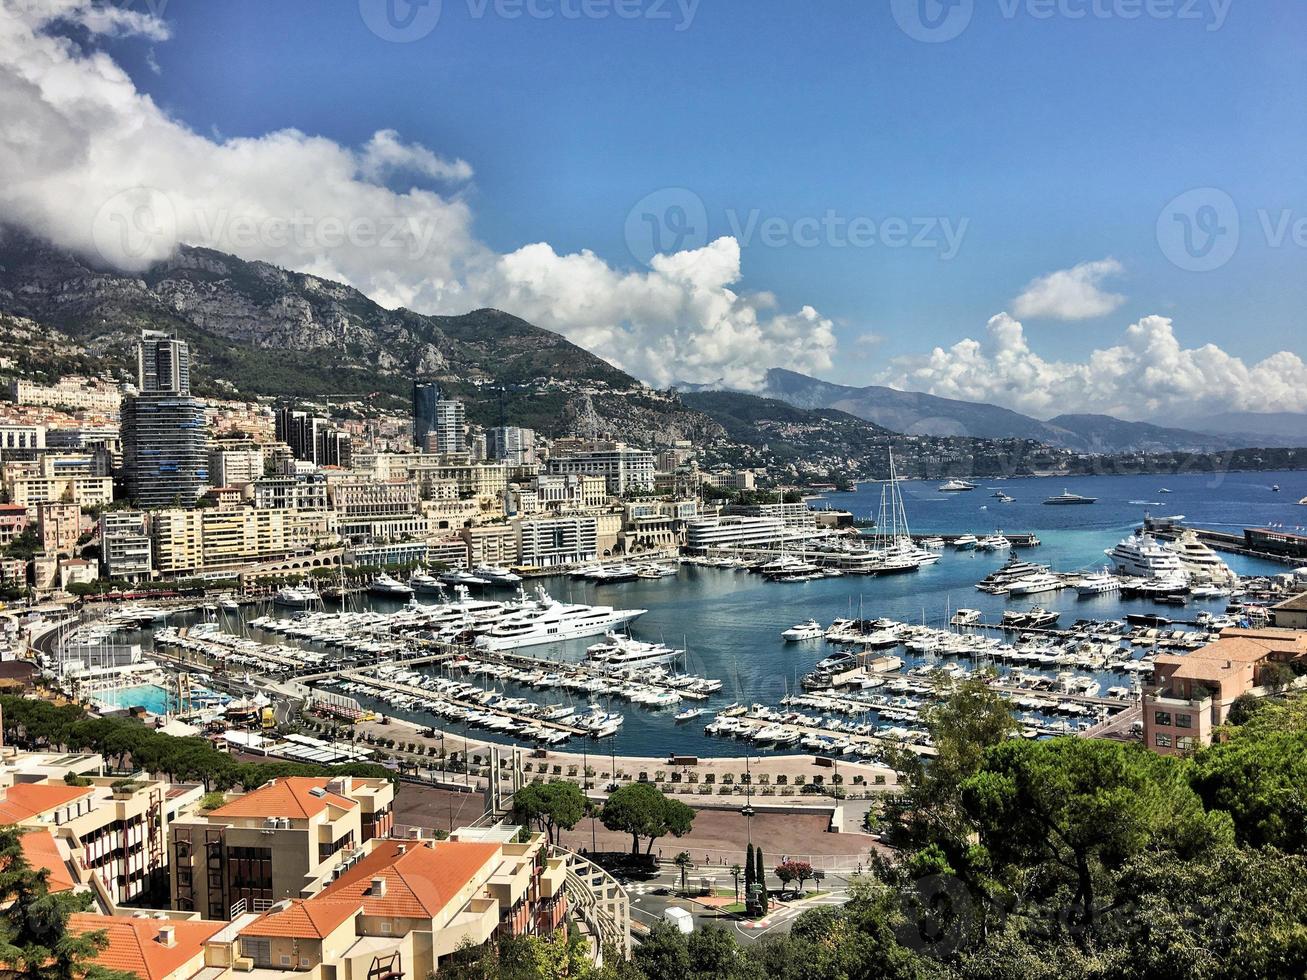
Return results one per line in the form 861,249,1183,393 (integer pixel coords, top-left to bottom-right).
865,449,934,574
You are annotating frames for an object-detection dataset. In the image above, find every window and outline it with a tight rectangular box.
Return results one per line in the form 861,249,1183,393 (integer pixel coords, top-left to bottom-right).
1153,711,1172,727
1175,713,1192,729
1155,733,1172,748
1177,736,1196,752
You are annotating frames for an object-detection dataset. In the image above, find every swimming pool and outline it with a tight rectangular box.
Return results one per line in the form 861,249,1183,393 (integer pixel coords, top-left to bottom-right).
93,684,173,714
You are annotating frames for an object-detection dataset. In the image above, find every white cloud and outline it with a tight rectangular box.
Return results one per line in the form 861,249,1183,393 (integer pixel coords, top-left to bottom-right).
0,1,832,390
1011,258,1126,321
879,313,1307,421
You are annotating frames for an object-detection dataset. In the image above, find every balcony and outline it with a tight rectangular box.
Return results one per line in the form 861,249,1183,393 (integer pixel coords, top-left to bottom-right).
539,857,567,900
432,897,499,957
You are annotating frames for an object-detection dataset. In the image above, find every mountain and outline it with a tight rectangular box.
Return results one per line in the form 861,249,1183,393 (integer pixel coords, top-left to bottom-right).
759,368,1237,453
1177,412,1307,449
0,230,721,444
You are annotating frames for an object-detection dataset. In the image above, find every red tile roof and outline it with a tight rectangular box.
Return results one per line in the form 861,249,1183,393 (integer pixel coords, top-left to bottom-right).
68,914,226,980
209,777,357,820
19,829,76,893
239,898,361,940
314,839,500,919
0,783,91,823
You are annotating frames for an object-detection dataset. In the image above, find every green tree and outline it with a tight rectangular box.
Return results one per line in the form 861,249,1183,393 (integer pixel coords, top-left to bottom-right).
600,783,694,857
512,780,587,846
673,851,693,895
729,863,743,904
962,737,1233,934
0,828,136,980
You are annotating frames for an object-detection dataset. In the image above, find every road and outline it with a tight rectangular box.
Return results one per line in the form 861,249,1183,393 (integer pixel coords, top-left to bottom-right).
619,864,859,944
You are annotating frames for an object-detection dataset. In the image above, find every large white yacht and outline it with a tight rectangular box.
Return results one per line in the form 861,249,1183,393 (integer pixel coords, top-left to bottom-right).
586,633,683,667
273,584,321,608
409,570,444,595
1006,571,1063,597
368,573,415,598
1075,569,1122,596
475,589,646,651
1106,532,1186,579
1165,530,1238,585
939,479,977,492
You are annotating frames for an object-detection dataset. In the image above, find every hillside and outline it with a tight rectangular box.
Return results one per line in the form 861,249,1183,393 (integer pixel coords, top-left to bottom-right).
760,367,1237,453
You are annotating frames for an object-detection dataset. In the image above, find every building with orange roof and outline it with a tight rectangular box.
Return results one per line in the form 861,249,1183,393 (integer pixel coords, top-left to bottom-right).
18,828,79,894
0,781,92,824
67,913,227,980
1144,627,1307,755
169,776,393,921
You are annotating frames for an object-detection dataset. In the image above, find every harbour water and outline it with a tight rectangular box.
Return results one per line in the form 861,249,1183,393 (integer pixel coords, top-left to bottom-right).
169,470,1303,759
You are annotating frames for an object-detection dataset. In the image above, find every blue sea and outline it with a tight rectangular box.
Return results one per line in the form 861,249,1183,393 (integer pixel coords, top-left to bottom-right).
203,470,1305,759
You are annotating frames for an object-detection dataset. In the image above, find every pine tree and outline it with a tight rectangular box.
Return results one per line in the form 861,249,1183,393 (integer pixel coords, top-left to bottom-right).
755,847,767,912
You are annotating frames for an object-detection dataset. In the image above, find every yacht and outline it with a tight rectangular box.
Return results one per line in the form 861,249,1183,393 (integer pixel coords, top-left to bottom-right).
1001,608,1060,630
219,598,241,612
1165,530,1237,585
674,707,706,723
977,533,1012,551
976,554,1048,593
1006,572,1063,597
473,566,523,587
950,608,984,626
995,491,1015,503
409,570,445,595
1075,569,1121,597
939,479,977,492
440,569,491,588
921,536,946,550
1106,532,1186,579
476,589,647,651
1043,489,1097,505
273,584,321,609
586,633,682,667
588,564,640,584
781,620,825,642
953,534,978,550
369,573,415,598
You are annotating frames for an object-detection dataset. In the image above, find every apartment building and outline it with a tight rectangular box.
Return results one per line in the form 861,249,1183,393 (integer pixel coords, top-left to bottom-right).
151,508,336,576
685,515,785,553
1144,627,1307,755
38,501,83,556
10,376,122,414
169,776,394,921
9,471,114,508
516,514,599,568
101,509,153,580
330,480,424,542
0,502,29,545
462,524,518,567
252,474,331,511
544,444,655,496
0,423,46,451
208,440,265,486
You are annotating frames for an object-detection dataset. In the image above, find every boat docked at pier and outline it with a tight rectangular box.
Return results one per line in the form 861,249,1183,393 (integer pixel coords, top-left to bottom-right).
1164,529,1238,585
1075,569,1122,596
273,584,321,608
586,633,683,667
368,573,414,598
475,588,646,651
781,620,825,642
1106,532,1186,579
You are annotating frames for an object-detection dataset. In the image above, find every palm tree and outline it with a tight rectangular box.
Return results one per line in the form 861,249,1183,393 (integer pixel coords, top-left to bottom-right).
673,851,693,895
729,863,743,904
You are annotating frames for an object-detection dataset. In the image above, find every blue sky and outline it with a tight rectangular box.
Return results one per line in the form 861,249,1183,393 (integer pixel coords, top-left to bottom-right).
6,0,1304,418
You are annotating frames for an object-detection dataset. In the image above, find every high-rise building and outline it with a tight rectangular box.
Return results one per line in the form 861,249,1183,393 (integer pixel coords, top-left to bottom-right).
487,425,536,466
121,332,208,509
431,399,466,455
412,381,441,449
138,330,191,393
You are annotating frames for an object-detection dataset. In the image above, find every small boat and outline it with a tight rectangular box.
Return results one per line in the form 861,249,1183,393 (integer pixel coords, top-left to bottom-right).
781,620,825,642
1158,488,1172,494
1272,485,1281,492
996,492,1015,503
674,707,706,723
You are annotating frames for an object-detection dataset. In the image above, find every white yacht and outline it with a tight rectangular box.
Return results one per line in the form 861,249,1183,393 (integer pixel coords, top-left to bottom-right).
273,584,320,608
440,569,491,588
1075,569,1121,597
953,534,978,550
950,608,983,626
921,536,946,550
1043,489,1097,505
476,589,646,651
1006,572,1063,597
586,632,682,667
472,565,523,586
977,533,1012,551
781,619,825,642
1165,530,1237,585
368,573,415,598
939,479,977,492
409,570,444,594
1106,532,1186,579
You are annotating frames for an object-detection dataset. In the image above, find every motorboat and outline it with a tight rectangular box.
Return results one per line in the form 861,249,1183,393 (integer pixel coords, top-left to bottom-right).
1075,570,1121,597
1006,572,1063,597
674,707,706,723
977,533,1012,551
953,534,978,550
440,569,491,588
409,570,445,594
950,608,983,626
368,573,415,598
781,620,825,642
273,584,321,608
1001,608,1060,630
1043,489,1097,505
939,479,977,492
921,536,946,550
473,565,523,587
